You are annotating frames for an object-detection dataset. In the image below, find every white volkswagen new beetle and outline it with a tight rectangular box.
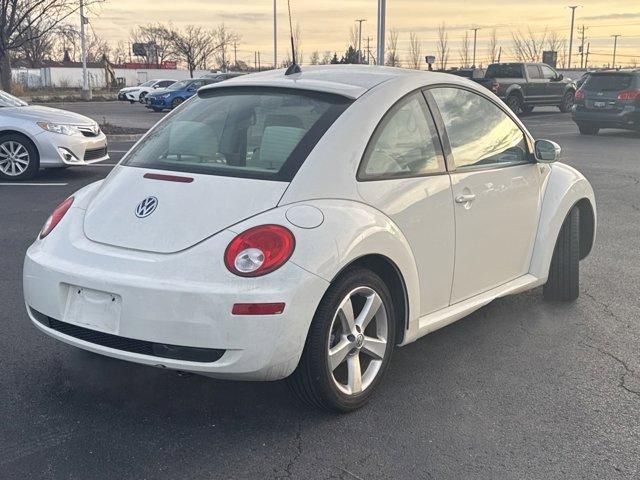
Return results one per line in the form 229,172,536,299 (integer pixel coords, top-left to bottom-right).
23,66,596,411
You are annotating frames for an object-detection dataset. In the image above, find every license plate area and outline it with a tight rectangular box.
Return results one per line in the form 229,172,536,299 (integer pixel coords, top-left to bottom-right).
63,285,122,334
594,101,606,108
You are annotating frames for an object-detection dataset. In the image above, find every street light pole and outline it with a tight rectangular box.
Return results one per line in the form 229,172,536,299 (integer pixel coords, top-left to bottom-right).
273,0,277,68
356,19,366,64
79,0,91,100
611,34,621,68
471,27,480,68
376,0,385,66
567,5,579,69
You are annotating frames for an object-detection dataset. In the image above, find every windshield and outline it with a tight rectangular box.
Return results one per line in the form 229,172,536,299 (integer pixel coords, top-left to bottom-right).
122,87,352,181
139,80,155,87
167,80,191,91
486,64,524,78
584,74,634,91
0,90,28,107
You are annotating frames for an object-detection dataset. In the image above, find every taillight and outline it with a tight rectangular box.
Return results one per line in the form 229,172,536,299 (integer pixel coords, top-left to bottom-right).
40,196,74,239
224,224,295,277
575,89,585,100
617,90,640,101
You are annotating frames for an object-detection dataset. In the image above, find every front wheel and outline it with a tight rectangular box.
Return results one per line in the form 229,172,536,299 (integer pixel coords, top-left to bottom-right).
288,268,396,412
559,91,575,113
151,107,163,112
171,97,184,109
0,133,39,180
138,92,147,103
578,124,599,135
506,94,524,115
544,207,580,302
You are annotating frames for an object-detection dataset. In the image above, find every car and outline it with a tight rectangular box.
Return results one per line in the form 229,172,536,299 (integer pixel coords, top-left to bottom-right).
145,78,216,112
485,62,577,115
572,69,640,135
0,90,108,180
443,67,499,94
120,79,177,104
23,66,596,412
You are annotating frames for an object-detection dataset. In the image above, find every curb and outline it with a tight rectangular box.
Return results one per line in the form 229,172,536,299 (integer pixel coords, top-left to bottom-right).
106,134,144,142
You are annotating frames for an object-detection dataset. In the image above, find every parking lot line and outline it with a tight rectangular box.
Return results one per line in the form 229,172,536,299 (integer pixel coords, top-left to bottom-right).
0,182,68,186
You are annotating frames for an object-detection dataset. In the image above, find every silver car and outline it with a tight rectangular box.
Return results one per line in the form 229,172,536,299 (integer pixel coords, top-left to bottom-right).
0,90,108,181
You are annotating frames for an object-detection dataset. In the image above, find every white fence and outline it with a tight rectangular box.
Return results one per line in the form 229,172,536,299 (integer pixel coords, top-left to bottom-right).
11,66,215,89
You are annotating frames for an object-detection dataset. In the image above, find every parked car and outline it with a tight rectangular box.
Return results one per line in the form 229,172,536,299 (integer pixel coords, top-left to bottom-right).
445,68,499,94
572,69,640,135
0,90,108,181
145,78,216,112
24,66,596,411
119,79,177,104
485,62,577,114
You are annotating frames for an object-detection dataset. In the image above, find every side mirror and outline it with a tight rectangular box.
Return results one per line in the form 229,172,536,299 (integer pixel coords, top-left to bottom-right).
153,85,158,89
556,73,564,81
535,139,561,163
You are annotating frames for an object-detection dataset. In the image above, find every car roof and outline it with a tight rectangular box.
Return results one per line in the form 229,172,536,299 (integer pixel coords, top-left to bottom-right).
198,65,435,99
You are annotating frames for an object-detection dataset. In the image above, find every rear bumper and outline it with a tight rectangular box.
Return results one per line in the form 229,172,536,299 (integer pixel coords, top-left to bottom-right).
572,106,640,129
23,207,329,380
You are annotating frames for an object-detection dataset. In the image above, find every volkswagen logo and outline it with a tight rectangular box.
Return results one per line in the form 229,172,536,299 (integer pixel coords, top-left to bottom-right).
135,196,158,218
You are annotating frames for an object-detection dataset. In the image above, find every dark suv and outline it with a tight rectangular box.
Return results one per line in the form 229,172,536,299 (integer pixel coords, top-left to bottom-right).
485,62,576,115
572,70,640,135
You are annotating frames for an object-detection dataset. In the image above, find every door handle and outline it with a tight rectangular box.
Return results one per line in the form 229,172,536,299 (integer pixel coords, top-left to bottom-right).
455,193,476,204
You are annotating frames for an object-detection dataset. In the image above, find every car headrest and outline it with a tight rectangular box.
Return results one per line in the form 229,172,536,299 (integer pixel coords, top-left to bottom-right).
168,121,218,158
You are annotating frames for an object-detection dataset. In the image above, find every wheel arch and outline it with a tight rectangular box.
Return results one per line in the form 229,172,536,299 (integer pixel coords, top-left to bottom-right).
0,129,40,164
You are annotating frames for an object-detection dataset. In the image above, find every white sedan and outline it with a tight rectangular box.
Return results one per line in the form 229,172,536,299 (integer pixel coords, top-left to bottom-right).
0,90,108,180
119,79,177,104
23,66,596,411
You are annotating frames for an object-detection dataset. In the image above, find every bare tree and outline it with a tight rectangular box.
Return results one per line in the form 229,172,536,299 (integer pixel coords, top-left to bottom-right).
309,50,319,65
321,50,332,65
85,30,110,63
511,27,547,62
170,25,219,77
385,28,400,67
546,30,566,68
293,21,303,65
408,32,422,69
459,31,470,68
211,23,239,70
130,23,174,65
348,25,358,48
16,19,56,66
111,40,128,65
488,28,498,64
436,22,449,70
0,0,101,91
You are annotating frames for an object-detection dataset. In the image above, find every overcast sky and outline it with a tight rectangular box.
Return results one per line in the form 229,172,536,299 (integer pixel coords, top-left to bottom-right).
90,0,640,67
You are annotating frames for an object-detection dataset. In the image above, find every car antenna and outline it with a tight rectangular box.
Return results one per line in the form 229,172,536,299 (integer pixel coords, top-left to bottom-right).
284,0,301,75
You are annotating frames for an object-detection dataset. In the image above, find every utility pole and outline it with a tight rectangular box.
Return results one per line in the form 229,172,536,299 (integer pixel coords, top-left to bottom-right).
611,35,621,68
470,27,481,68
567,5,579,69
376,0,385,66
355,19,366,64
273,0,277,68
79,0,91,100
584,42,590,68
497,45,502,63
366,37,372,64
258,51,261,70
578,25,587,69
254,51,257,70
233,42,237,68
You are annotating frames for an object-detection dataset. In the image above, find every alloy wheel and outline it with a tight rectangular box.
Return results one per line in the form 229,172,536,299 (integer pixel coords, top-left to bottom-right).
327,286,388,395
0,141,30,176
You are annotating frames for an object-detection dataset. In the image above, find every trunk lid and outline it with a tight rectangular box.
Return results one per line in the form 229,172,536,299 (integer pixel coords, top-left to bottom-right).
83,166,288,253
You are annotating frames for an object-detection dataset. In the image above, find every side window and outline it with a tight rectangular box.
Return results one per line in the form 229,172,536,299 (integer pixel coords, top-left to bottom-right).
430,87,529,170
358,92,444,180
526,65,542,79
540,65,557,80
160,81,173,87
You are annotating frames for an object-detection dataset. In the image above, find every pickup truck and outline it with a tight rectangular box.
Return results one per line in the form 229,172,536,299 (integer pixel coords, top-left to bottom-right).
485,62,577,115
445,68,500,95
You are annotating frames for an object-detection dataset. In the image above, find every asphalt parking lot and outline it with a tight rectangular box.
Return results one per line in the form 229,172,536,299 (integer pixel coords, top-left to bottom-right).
1,106,639,479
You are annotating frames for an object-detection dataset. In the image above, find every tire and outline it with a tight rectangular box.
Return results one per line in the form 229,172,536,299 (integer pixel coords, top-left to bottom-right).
287,268,396,412
578,124,599,135
128,100,135,104
559,91,575,113
544,207,580,302
0,133,39,181
506,94,524,115
522,105,534,115
139,92,147,103
171,97,184,109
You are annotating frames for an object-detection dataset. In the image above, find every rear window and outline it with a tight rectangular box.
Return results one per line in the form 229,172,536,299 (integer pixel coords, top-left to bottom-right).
584,74,635,91
122,87,352,181
486,64,524,78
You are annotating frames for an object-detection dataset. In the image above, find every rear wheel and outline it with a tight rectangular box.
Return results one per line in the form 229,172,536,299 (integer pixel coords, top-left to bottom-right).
578,124,599,135
506,94,524,115
288,268,396,412
139,92,147,103
171,97,184,109
522,105,534,114
152,107,163,112
544,207,580,302
0,133,39,181
559,91,575,113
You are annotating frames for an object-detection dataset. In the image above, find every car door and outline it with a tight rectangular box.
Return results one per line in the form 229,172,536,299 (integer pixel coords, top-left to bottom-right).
356,91,456,316
540,65,563,103
428,86,543,304
525,65,545,104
